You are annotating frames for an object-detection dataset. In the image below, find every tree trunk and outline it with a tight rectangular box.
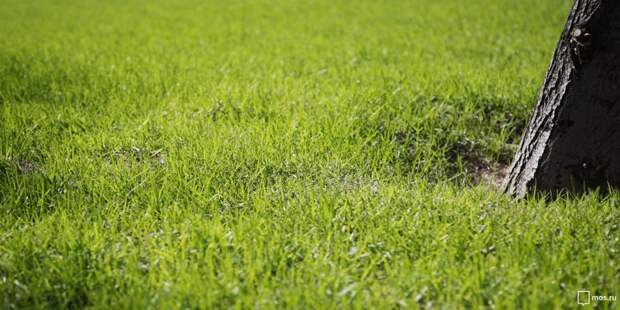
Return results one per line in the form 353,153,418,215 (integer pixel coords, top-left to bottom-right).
503,0,620,198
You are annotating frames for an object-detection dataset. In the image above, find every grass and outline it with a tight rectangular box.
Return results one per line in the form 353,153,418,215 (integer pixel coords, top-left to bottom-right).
0,0,618,308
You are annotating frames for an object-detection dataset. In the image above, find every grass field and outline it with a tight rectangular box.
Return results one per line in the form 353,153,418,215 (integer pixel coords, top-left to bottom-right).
1,0,619,308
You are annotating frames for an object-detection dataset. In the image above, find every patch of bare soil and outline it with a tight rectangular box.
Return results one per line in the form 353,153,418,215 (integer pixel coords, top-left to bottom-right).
463,155,508,189
101,147,167,167
16,160,37,174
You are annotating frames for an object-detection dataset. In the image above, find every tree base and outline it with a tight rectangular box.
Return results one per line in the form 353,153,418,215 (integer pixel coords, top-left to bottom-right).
503,0,620,198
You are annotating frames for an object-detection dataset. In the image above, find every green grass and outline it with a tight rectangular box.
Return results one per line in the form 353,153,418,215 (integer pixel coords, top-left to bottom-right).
0,0,618,308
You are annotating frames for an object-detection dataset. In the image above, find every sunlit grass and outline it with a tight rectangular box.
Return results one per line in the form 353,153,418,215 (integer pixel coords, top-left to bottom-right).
1,0,618,308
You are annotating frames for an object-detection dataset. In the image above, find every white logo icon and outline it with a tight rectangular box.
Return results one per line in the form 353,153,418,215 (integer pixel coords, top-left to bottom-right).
577,290,591,305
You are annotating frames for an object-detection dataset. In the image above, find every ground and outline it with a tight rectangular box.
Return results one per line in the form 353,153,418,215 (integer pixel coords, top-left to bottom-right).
0,0,618,308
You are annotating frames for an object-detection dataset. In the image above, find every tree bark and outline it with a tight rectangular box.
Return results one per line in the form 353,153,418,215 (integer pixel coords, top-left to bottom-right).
503,0,620,198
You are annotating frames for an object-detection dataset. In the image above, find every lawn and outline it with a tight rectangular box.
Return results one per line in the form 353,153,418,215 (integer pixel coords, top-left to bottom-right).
0,0,618,308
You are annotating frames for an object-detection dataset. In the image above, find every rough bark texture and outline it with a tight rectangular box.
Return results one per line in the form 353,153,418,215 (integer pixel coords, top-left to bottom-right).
503,0,620,198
